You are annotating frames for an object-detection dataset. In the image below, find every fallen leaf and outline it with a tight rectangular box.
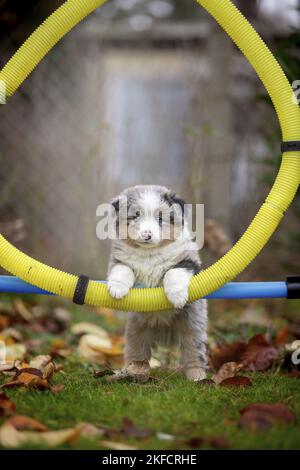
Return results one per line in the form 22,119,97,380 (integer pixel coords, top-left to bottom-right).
211,335,279,371
1,328,23,342
0,316,11,331
79,334,111,353
275,327,290,346
211,342,246,369
0,424,80,448
78,332,124,367
220,376,253,387
239,403,295,431
0,393,16,416
12,299,33,322
76,422,104,439
0,362,18,374
71,322,110,339
50,384,65,394
5,415,48,432
52,307,71,327
4,343,26,362
212,362,243,384
1,356,56,390
241,335,279,371
29,355,55,379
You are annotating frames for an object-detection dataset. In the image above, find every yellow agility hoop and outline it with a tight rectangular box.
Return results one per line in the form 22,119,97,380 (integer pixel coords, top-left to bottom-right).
0,0,299,311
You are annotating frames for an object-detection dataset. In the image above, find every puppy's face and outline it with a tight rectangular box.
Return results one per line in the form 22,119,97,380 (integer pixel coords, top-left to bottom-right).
111,185,186,248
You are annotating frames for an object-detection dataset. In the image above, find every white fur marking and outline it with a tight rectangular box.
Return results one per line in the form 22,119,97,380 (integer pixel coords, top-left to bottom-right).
163,268,193,308
108,264,135,299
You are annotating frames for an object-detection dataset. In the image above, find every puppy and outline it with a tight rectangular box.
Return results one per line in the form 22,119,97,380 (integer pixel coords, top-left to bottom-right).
107,185,207,380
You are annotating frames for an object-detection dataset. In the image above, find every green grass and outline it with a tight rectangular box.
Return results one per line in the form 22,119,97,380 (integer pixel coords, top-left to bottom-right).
1,295,300,450
1,366,300,450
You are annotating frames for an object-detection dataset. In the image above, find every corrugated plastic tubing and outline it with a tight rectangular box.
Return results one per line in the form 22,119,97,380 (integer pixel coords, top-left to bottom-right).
0,0,299,311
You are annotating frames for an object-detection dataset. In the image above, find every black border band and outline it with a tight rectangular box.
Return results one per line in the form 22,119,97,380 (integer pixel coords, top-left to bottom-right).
281,141,300,153
73,275,90,305
286,276,300,299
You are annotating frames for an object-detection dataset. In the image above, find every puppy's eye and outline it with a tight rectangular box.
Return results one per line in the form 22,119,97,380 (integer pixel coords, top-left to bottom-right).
128,210,140,221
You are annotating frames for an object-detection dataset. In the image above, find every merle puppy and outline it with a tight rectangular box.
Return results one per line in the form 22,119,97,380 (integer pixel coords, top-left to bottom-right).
107,185,207,380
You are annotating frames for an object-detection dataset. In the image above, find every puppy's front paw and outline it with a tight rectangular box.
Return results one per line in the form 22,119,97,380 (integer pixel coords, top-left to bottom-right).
163,269,191,308
164,284,189,308
108,280,130,299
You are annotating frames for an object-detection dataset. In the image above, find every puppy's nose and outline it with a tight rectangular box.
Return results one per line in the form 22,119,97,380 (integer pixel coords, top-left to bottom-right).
141,230,152,241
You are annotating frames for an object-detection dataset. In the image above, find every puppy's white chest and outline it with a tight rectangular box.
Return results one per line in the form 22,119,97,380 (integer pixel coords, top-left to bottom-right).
132,255,167,287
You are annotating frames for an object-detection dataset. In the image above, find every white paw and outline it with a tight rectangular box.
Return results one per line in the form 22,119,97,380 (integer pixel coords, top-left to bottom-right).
185,368,207,381
164,284,189,308
163,268,192,309
108,280,130,299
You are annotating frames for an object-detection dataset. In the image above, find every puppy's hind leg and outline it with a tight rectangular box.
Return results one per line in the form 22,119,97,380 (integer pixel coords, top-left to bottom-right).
124,313,152,376
179,300,208,381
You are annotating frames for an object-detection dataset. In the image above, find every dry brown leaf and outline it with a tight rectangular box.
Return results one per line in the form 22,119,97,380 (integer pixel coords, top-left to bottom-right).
5,415,48,432
78,334,123,365
4,343,26,362
76,422,104,439
1,328,23,342
71,322,110,339
1,356,56,390
241,335,279,371
211,342,246,369
12,299,33,322
211,335,279,372
79,334,112,352
211,362,243,384
0,316,12,331
29,355,55,379
220,376,253,387
239,403,295,431
0,361,18,374
0,393,16,416
2,372,49,391
0,424,80,448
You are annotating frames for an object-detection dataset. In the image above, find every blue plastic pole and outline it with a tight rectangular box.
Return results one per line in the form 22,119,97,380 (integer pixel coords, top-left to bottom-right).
0,275,288,299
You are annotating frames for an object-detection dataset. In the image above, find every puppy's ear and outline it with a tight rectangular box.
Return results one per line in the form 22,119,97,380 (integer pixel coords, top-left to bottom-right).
163,191,186,225
163,191,185,212
111,198,120,214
